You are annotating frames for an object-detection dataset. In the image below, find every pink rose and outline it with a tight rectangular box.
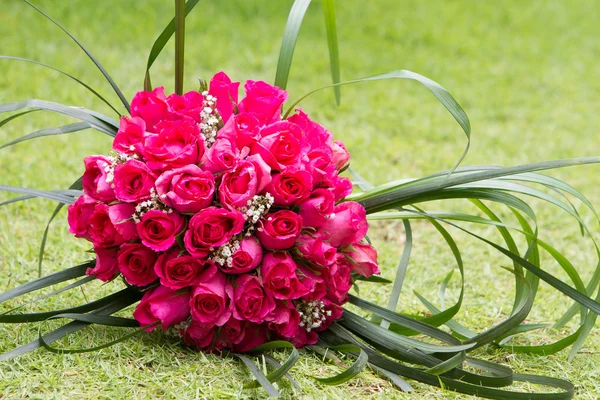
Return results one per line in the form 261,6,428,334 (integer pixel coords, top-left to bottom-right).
87,246,119,282
218,112,260,149
297,188,335,228
342,242,380,278
289,298,343,348
261,252,309,300
130,86,173,132
267,301,300,339
82,155,115,202
112,116,146,155
304,146,335,187
322,201,368,247
136,209,184,252
209,71,240,123
224,237,263,274
117,243,158,286
287,109,333,148
256,210,302,250
297,265,327,301
228,274,275,323
183,320,217,350
143,119,204,171
295,232,337,266
107,203,138,242
202,138,239,174
155,165,215,213
322,174,353,201
239,80,288,124
190,271,231,326
254,121,307,170
67,195,97,239
331,140,350,170
113,159,156,203
218,160,258,210
264,169,312,206
325,254,353,303
166,91,203,122
155,248,217,289
133,285,191,331
184,207,245,258
88,203,126,248
234,322,269,353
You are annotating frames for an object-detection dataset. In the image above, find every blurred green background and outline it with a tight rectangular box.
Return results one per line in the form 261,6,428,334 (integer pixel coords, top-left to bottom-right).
1,0,599,398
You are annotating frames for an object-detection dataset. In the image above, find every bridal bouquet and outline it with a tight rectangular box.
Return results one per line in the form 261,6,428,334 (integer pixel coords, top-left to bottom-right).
2,1,600,398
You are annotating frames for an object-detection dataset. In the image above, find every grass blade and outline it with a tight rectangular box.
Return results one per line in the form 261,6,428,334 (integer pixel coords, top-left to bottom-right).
322,0,341,104
0,122,90,150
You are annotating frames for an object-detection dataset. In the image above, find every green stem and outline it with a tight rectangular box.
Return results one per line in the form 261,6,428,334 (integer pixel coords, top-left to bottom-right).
174,0,185,95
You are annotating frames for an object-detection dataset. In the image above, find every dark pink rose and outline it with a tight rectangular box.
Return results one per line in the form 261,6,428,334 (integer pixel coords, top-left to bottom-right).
130,86,173,132
88,203,126,248
322,174,353,201
218,160,260,210
228,274,275,323
322,201,368,247
234,322,269,353
143,119,204,171
133,285,191,331
202,138,239,174
113,159,156,203
295,232,337,266
184,207,245,258
287,108,333,149
264,169,312,206
166,91,203,122
218,112,261,149
82,155,115,202
107,203,138,241
224,237,262,274
190,271,231,326
209,71,240,123
67,195,97,239
331,140,350,170
254,121,307,170
136,209,184,252
325,254,353,303
239,80,288,124
342,242,380,278
117,243,158,286
155,165,215,213
183,320,216,350
297,188,335,228
304,146,335,187
87,246,119,282
297,265,327,301
155,248,217,289
289,299,343,348
113,116,146,155
267,301,300,339
261,252,309,300
256,210,302,250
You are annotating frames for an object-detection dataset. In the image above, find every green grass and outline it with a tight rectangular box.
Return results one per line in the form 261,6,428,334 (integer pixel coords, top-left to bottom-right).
1,0,600,398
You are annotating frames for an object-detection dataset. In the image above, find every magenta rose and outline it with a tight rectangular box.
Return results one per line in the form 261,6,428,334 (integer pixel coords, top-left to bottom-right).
290,299,343,348
304,146,335,187
296,264,327,301
155,165,215,213
224,237,263,274
228,274,275,323
322,201,368,247
286,108,333,149
113,159,156,203
67,195,97,239
202,138,239,174
323,174,353,201
88,203,127,248
87,246,119,282
261,252,309,300
112,116,146,155
264,169,312,206
184,207,245,258
130,86,173,132
254,121,307,170
136,209,184,252
155,248,217,289
238,80,288,124
256,210,302,250
342,242,380,278
234,322,269,353
295,232,337,266
209,72,240,123
117,243,158,286
325,254,353,303
190,271,231,326
267,301,300,339
331,140,350,170
218,112,261,149
218,160,260,210
133,285,191,331
107,203,138,242
166,91,203,122
143,119,204,171
297,188,335,228
82,155,115,202
183,320,217,350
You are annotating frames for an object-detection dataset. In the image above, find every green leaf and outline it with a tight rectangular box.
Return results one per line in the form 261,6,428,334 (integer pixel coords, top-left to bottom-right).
0,122,90,150
237,354,280,398
245,341,300,389
313,344,368,385
322,0,341,104
0,185,79,205
174,0,186,95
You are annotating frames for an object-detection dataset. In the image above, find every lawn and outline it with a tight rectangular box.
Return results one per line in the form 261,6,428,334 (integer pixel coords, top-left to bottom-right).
1,0,600,398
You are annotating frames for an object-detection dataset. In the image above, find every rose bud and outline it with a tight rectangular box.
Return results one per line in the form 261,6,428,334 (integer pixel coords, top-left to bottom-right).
117,243,158,286
341,242,380,278
331,140,350,170
184,207,245,258
82,155,115,202
113,159,156,203
136,209,185,252
324,254,353,304
107,203,138,242
256,210,302,250
155,165,215,213
166,91,203,122
88,203,127,248
322,201,368,247
130,86,173,132
209,71,240,123
133,285,191,331
295,232,337,266
155,248,217,289
190,271,231,326
297,188,335,228
67,195,97,239
224,237,263,274
87,246,119,282
227,274,275,323
143,118,204,171
202,138,239,174
264,169,312,207
286,108,333,149
238,80,288,124
112,116,146,155
261,252,310,300
183,320,217,350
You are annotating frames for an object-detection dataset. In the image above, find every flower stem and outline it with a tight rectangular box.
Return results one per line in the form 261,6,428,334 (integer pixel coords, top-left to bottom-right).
174,0,185,95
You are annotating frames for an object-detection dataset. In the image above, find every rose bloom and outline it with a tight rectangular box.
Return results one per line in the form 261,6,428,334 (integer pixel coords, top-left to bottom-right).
218,160,261,210
202,138,239,174
322,201,368,247
184,207,245,258
166,91,203,122
113,159,156,203
82,155,115,202
133,285,191,331
297,188,335,229
183,320,216,350
117,243,158,286
223,237,263,274
136,209,184,252
265,169,312,206
190,271,231,326
107,203,138,242
112,116,146,155
155,248,217,289
324,254,353,303
286,108,333,149
130,86,173,132
217,112,261,149
87,246,119,282
143,119,204,171
256,210,302,250
304,146,335,187
238,80,288,124
341,242,380,278
228,274,275,323
261,252,309,300
67,195,97,239
322,174,353,201
331,140,350,170
254,121,307,170
209,72,240,123
295,232,337,266
267,301,300,339
88,203,127,248
155,165,215,213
